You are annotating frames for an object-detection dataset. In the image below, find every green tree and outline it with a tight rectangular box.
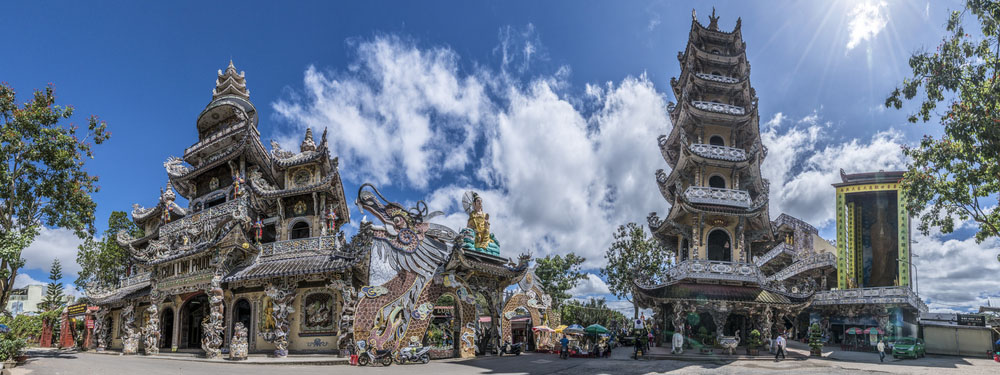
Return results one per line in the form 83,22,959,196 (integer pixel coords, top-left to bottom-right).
601,223,671,319
534,253,587,312
75,211,141,290
560,297,627,327
39,259,64,311
0,83,110,312
885,0,1000,242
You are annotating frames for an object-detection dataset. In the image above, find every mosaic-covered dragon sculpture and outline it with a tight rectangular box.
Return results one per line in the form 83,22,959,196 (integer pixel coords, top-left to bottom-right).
352,183,459,354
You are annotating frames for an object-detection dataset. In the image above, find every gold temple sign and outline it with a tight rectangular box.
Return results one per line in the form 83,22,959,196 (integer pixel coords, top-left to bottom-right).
67,303,87,316
836,183,900,194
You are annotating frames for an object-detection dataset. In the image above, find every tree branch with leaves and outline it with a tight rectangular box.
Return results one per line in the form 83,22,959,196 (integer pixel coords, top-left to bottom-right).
0,83,110,313
885,0,1000,242
601,222,671,319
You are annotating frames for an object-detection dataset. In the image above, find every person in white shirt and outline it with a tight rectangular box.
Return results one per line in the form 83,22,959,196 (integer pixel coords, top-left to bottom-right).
774,333,786,361
877,339,886,362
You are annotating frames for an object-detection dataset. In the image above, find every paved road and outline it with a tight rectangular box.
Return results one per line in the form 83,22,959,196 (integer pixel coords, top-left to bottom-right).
10,348,998,375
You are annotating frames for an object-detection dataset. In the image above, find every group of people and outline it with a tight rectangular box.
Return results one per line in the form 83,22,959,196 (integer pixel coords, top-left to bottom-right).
557,334,611,359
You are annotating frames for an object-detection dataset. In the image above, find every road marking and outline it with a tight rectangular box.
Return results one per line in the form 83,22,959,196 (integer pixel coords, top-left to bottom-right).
532,359,552,364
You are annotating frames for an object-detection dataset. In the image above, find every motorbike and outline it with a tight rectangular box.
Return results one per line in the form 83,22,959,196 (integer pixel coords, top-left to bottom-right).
496,341,522,356
358,348,394,367
397,344,432,364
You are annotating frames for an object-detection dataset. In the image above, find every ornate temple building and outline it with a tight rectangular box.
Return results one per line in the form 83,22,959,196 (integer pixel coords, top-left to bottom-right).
810,170,925,342
86,62,552,359
636,9,837,345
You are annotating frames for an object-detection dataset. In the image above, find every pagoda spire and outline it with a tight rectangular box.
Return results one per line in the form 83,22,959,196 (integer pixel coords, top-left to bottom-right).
300,127,317,152
708,7,720,30
212,60,250,100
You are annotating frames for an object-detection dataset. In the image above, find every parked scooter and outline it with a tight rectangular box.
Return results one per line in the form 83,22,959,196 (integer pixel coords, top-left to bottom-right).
358,348,394,366
496,340,522,356
397,344,432,364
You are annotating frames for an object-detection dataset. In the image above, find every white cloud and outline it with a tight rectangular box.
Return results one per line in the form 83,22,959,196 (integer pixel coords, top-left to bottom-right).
13,274,44,288
647,13,661,31
911,219,1000,313
760,112,908,227
22,226,84,277
272,35,492,189
846,1,888,50
568,273,611,296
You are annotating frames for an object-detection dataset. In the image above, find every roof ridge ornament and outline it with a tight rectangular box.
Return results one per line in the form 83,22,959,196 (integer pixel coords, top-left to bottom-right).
300,127,317,152
708,7,720,30
212,60,250,100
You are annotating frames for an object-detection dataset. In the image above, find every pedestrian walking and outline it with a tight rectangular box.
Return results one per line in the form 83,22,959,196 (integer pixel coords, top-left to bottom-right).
877,339,886,362
774,333,786,362
560,335,569,360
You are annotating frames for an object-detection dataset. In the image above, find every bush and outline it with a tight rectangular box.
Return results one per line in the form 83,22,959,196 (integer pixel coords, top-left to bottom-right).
0,315,43,344
748,329,762,349
808,323,823,352
0,333,26,362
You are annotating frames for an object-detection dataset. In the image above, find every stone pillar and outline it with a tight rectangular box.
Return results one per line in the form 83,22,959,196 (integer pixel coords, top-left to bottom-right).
39,319,53,348
262,279,296,358
707,303,730,340
172,295,182,352
144,300,161,355
202,275,225,359
760,305,773,350
94,309,109,351
58,308,75,348
121,304,139,355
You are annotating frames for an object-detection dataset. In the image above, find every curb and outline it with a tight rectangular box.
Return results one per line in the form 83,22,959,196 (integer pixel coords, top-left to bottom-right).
84,350,350,366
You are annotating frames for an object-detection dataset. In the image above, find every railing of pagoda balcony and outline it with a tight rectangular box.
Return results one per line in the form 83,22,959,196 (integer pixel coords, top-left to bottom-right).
665,259,763,284
813,285,928,312
159,197,246,238
184,120,247,155
259,235,345,257
754,242,794,267
765,252,836,282
688,143,747,162
684,186,752,208
691,101,746,115
121,271,152,288
695,73,739,84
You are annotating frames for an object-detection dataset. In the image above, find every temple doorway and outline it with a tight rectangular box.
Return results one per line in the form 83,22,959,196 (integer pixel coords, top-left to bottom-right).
232,299,252,342
707,230,732,262
180,294,208,349
161,308,174,349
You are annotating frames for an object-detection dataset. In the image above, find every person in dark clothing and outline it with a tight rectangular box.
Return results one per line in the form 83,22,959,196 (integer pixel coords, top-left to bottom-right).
560,335,569,360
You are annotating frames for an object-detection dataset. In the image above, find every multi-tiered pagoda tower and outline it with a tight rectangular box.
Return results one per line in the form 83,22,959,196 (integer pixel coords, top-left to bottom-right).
636,9,824,347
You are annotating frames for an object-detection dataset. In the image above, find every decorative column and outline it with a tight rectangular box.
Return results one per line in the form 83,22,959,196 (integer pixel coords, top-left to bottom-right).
760,305,772,350
262,279,296,358
201,275,225,359
329,278,357,355
58,307,75,348
707,302,730,340
172,295,182,352
144,297,161,355
121,304,140,355
94,309,109,351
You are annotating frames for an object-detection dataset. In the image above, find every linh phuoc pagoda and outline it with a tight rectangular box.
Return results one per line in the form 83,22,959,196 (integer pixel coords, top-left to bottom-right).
636,9,841,348
85,61,556,359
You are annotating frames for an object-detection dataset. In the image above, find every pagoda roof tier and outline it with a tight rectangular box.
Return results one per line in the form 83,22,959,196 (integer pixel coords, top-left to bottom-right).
635,282,801,307
679,38,746,66
669,100,755,128
119,196,251,265
689,9,744,45
671,72,753,105
165,124,273,199
658,132,762,170
833,169,905,187
88,281,151,307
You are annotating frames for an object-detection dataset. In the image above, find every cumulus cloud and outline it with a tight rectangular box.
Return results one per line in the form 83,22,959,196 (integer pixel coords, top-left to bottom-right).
272,35,492,189
278,34,671,269
13,274,44,288
22,226,84,277
911,219,1000,313
846,1,888,50
761,112,908,227
568,273,612,297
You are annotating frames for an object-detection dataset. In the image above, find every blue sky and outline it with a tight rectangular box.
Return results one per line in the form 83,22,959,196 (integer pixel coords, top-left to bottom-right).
2,0,997,313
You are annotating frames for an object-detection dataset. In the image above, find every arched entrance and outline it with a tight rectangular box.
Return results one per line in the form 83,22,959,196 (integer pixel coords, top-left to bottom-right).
161,307,174,349
707,229,732,262
232,299,252,342
180,294,209,349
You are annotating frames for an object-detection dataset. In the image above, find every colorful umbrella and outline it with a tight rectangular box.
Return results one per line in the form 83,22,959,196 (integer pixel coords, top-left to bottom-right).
863,327,883,334
532,325,554,332
585,324,608,334
564,324,585,334
554,325,568,333
845,327,863,334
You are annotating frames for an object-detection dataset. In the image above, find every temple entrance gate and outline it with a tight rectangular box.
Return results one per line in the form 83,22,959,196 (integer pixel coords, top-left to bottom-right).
161,308,174,349
180,294,209,349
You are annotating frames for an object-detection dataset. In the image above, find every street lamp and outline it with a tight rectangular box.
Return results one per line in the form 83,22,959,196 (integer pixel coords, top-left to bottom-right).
896,256,918,295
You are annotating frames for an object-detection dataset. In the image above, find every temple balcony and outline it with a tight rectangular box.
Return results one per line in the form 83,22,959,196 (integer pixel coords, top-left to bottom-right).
258,235,347,257
694,72,739,84
121,271,152,288
663,259,763,285
684,186,751,208
159,197,247,238
813,285,928,312
691,100,746,115
688,143,747,162
754,242,795,268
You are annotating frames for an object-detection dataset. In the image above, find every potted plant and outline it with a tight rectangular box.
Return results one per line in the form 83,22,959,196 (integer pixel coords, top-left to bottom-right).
808,323,823,357
747,329,762,356
0,333,26,369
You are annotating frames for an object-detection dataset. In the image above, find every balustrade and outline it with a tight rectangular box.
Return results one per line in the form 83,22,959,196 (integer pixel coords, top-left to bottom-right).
691,101,746,115
694,72,739,84
684,186,751,208
688,143,747,162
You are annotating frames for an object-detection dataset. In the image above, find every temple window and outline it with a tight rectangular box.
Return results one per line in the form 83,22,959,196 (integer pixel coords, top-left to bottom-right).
290,221,310,239
205,194,226,209
707,229,732,262
300,292,336,335
709,135,725,146
680,239,689,261
708,175,726,189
